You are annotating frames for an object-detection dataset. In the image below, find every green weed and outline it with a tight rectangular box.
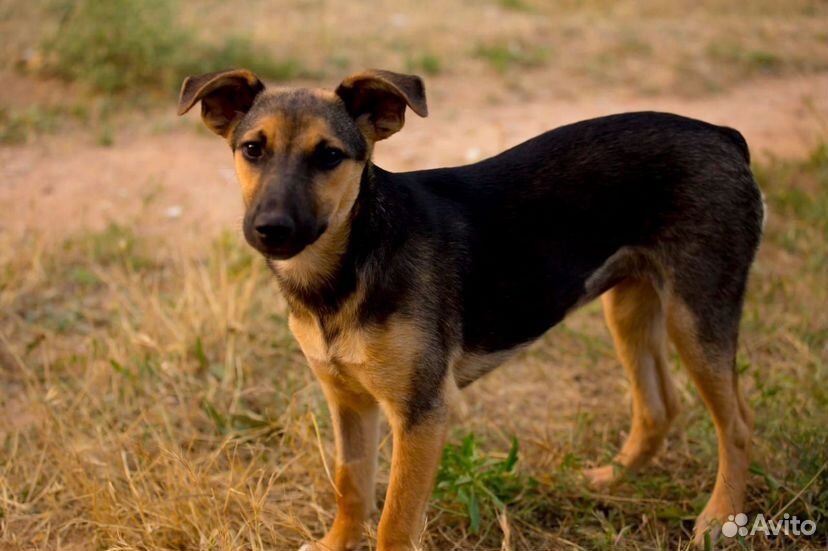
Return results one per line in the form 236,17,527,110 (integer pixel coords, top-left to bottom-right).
433,433,535,534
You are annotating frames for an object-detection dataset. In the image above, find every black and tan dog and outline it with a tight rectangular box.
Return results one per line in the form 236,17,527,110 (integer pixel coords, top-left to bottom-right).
178,68,763,550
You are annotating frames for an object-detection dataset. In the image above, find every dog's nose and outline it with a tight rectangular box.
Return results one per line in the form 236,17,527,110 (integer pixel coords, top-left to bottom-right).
254,214,295,247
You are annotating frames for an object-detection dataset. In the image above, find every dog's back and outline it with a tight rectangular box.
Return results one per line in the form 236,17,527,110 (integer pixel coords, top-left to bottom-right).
387,112,762,363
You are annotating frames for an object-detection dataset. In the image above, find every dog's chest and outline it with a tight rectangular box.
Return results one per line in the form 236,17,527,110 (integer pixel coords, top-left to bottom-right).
288,313,369,367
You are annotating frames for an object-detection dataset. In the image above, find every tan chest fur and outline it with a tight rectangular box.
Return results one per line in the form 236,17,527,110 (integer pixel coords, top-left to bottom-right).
287,307,427,405
288,312,369,367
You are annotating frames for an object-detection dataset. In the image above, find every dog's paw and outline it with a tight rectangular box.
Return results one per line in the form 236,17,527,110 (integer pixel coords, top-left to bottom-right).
581,464,620,488
692,510,726,548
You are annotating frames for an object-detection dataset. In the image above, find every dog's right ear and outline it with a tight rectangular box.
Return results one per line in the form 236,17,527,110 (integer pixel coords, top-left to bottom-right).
177,69,265,138
336,69,428,142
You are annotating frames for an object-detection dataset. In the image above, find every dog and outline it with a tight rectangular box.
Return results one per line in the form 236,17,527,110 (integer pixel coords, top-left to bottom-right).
178,68,763,550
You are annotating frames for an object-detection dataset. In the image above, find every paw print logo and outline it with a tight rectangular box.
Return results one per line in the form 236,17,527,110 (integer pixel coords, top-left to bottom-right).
722,513,749,538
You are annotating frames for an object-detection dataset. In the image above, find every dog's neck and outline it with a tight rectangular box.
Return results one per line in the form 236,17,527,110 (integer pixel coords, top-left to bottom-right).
267,163,395,318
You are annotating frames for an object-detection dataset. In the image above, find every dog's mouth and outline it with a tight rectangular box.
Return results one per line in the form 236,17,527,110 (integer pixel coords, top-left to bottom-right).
261,243,304,260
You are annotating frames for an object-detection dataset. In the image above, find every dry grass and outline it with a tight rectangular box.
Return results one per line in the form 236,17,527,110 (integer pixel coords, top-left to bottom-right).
1,141,826,549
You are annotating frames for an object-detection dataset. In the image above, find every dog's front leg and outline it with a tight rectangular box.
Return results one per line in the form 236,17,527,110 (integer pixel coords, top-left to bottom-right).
376,402,449,551
310,374,381,551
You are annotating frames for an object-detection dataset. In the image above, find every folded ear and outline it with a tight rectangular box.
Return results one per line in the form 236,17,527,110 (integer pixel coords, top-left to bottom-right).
335,69,428,141
177,68,265,138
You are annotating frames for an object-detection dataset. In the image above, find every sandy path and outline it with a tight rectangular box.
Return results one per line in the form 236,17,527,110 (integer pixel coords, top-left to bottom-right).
0,73,824,242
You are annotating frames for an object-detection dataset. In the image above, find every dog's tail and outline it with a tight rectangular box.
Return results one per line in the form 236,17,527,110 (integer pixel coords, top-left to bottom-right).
719,126,751,165
719,125,765,236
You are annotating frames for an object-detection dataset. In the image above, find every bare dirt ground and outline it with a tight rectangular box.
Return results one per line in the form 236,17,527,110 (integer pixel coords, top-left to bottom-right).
0,72,825,244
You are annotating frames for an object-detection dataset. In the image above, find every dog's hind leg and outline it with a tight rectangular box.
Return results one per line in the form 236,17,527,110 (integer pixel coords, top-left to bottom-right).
666,296,753,546
583,277,679,486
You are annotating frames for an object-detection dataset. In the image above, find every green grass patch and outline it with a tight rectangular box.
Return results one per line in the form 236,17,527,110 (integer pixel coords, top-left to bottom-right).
406,52,443,76
0,104,83,144
497,0,533,12
42,0,311,96
706,42,784,76
754,143,828,249
474,40,549,73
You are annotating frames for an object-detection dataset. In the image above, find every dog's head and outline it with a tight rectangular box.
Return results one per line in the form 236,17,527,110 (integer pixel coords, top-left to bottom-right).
177,68,428,259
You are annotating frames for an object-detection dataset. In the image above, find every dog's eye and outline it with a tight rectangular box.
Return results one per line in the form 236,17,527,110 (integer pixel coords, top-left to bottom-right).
242,142,263,161
315,146,345,170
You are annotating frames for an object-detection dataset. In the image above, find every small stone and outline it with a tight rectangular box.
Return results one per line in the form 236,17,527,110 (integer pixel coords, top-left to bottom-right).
465,147,482,162
165,205,183,219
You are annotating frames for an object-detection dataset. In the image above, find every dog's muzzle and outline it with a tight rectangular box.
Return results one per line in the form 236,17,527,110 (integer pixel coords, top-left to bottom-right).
245,212,327,259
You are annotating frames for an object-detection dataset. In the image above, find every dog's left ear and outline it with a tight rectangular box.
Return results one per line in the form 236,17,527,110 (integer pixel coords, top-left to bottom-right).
336,69,428,141
177,68,265,138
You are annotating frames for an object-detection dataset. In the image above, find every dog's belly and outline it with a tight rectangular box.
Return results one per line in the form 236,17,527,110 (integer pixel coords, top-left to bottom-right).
453,347,524,388
461,245,657,354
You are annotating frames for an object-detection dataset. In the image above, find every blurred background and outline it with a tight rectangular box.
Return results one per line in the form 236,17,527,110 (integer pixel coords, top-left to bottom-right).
0,1,826,550
1,0,826,241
